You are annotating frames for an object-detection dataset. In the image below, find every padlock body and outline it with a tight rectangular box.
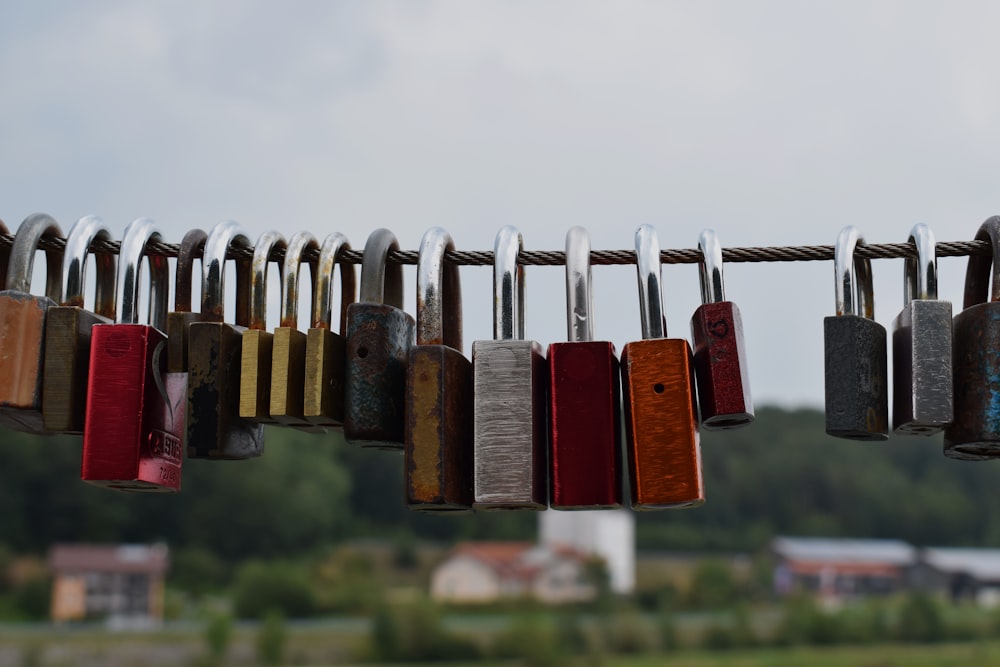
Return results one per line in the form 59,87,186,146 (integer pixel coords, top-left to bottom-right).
270,327,310,427
405,344,473,512
548,340,622,510
892,299,953,436
167,311,201,373
344,303,415,449
42,306,112,434
472,339,548,510
82,324,184,492
690,301,754,429
187,321,264,459
303,328,347,429
944,302,1000,459
0,290,55,433
239,329,275,423
620,338,704,510
823,315,889,440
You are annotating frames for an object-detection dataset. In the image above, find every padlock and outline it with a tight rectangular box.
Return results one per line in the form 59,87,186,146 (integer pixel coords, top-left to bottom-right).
824,226,889,440
270,231,320,428
404,228,473,512
302,233,356,429
41,215,117,434
187,220,264,459
0,213,64,433
620,225,703,510
239,231,286,423
82,217,184,492
892,224,953,436
547,226,622,510
690,229,754,429
167,229,207,373
472,226,547,511
944,217,1000,459
344,228,415,448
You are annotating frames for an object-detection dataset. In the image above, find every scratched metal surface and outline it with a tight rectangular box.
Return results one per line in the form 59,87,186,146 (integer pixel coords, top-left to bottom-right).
302,327,347,428
690,301,754,429
945,303,1000,458
823,315,889,441
892,300,953,436
270,327,308,425
42,306,111,433
0,290,53,433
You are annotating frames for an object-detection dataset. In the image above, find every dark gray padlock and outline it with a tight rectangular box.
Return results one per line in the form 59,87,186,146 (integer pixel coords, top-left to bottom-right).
472,226,547,511
892,223,953,436
824,226,889,441
344,228,415,449
944,217,1000,459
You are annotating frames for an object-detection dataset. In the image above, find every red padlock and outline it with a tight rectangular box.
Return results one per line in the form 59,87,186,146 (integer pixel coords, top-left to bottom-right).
82,218,184,492
548,226,622,510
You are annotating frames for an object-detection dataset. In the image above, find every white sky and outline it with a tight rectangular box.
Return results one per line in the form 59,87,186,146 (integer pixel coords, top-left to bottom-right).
1,1,998,408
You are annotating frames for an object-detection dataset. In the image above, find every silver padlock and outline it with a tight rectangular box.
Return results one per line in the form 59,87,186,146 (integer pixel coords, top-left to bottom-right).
472,226,547,511
892,224,953,435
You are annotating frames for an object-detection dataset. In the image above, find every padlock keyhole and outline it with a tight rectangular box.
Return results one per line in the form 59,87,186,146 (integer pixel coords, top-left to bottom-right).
653,383,665,394
357,347,368,359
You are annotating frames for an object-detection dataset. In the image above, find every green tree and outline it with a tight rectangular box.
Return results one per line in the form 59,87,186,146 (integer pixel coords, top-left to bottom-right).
255,611,286,667
898,592,946,643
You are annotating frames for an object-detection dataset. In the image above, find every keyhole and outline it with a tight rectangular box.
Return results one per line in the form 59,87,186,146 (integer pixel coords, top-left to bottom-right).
357,347,369,359
653,383,664,394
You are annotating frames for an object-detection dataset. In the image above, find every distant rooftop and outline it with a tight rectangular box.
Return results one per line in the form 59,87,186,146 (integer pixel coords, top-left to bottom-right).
48,543,169,575
923,548,1000,581
772,536,916,566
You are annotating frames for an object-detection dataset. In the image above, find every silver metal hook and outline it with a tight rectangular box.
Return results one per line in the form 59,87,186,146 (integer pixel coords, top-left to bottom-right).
635,224,666,339
697,229,725,304
280,231,319,329
494,226,525,341
312,233,355,334
359,229,403,308
565,226,593,342
904,223,938,305
7,213,63,301
62,215,116,319
117,217,169,330
247,231,286,331
417,227,461,348
201,220,253,324
833,225,875,319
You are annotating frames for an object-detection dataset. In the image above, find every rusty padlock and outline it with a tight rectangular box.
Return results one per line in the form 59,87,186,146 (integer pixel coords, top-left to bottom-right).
620,225,704,510
344,228,415,448
0,213,64,433
167,229,208,373
42,215,116,433
239,231,286,423
404,228,473,512
187,220,263,459
302,233,356,429
473,226,548,511
82,218,184,492
690,229,754,429
548,226,622,510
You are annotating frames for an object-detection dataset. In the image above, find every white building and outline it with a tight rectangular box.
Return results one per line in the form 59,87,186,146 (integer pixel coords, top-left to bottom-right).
539,509,635,594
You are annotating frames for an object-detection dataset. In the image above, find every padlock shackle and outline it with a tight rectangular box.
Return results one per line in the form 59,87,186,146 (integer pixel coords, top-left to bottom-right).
312,233,355,333
248,230,286,331
359,228,403,308
117,217,169,330
963,217,1000,309
635,224,667,340
174,229,207,314
416,227,462,348
62,215,116,319
697,228,726,305
904,223,938,305
494,225,525,341
7,213,63,302
202,220,253,326
565,226,594,343
280,231,319,329
833,225,875,319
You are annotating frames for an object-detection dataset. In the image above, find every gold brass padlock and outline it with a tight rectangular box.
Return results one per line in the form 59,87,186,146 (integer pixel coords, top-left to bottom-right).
239,231,286,423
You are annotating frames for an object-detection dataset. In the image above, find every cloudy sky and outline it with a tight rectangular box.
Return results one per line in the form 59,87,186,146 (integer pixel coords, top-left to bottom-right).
1,1,998,409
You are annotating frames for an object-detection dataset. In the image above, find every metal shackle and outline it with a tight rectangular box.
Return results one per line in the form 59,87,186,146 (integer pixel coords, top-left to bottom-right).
201,221,253,325
904,223,938,305
565,226,594,342
174,229,208,314
833,225,875,319
697,229,725,305
416,227,462,349
635,224,667,340
280,231,319,329
62,215,116,319
116,217,169,330
312,233,355,334
962,216,1000,309
359,228,403,308
494,225,525,341
247,231,286,331
7,213,63,301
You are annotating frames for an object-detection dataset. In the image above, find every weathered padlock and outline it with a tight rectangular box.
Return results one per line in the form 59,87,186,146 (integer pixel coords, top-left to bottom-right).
344,228,415,448
944,217,1000,458
690,229,754,429
892,224,953,436
270,231,320,428
473,226,548,511
404,228,473,512
0,213,64,433
187,220,264,459
620,225,703,510
547,226,622,510
41,216,116,434
302,233,356,429
239,231,286,423
82,218,184,492
824,226,889,440
167,229,207,373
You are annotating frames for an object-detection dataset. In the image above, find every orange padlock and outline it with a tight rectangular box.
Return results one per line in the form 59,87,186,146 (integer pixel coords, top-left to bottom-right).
620,225,704,510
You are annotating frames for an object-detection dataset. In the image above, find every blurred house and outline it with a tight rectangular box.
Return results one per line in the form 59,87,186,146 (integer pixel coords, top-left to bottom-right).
430,541,597,604
48,543,169,628
539,509,635,594
914,547,1000,606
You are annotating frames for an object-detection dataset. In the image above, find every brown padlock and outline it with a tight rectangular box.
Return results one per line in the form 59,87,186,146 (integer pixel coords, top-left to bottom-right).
167,229,208,373
239,231,286,423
